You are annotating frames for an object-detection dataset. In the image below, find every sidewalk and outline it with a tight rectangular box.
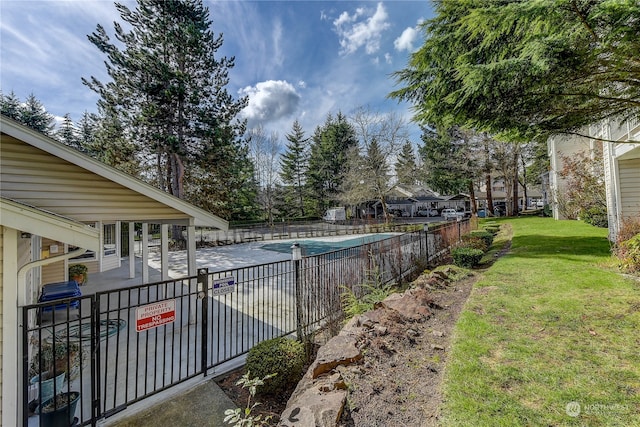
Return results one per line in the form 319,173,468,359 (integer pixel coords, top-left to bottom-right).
102,375,236,427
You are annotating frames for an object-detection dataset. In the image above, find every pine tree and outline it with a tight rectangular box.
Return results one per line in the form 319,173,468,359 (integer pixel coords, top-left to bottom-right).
364,138,391,217
280,120,309,218
55,113,82,150
391,0,640,140
419,125,475,195
20,93,54,135
1,90,22,121
395,141,418,186
306,112,358,216
90,104,142,177
84,0,250,218
77,111,98,152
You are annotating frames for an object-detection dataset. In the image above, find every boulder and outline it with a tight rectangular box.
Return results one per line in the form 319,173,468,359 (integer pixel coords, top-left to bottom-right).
379,288,432,322
311,335,362,379
279,386,347,427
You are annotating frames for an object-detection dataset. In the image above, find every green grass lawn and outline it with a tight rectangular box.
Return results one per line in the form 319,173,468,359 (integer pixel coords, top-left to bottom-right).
441,217,640,427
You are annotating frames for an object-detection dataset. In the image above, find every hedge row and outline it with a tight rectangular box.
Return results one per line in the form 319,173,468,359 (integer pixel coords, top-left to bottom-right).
451,224,500,268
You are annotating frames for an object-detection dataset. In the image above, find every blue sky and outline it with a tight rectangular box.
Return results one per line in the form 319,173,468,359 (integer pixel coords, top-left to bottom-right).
1,0,432,140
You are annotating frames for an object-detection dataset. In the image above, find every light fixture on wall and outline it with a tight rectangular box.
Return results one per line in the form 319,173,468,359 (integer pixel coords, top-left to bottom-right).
20,232,32,239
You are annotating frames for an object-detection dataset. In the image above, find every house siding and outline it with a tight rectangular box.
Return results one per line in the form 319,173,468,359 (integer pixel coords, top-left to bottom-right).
0,226,3,423
619,158,640,219
0,135,187,222
41,238,66,286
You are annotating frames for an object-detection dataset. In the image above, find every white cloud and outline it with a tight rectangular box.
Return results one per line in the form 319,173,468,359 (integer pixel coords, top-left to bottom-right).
394,26,419,52
239,80,301,124
333,2,390,55
384,53,392,64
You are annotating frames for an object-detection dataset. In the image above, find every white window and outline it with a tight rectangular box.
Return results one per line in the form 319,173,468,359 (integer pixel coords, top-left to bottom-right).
103,223,117,257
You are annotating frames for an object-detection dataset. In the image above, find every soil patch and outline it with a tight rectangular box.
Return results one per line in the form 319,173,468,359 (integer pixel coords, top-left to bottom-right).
337,274,476,427
215,272,477,426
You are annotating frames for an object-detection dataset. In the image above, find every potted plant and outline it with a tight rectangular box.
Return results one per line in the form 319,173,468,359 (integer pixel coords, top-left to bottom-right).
39,391,80,427
29,341,82,404
68,264,88,285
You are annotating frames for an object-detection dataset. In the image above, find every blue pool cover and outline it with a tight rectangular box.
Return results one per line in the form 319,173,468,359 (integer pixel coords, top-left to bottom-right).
261,234,395,255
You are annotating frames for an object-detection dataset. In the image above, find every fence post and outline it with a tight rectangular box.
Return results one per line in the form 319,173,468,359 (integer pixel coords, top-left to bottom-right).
457,216,462,241
291,243,303,340
198,268,209,375
423,224,429,264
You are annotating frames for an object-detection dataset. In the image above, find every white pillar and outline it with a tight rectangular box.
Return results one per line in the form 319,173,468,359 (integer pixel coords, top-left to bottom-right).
161,224,169,281
142,223,149,284
129,222,135,279
3,228,19,427
187,224,197,324
186,224,197,277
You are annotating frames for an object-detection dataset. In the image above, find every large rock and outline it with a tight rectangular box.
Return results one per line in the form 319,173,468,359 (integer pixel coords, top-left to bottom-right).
311,335,362,379
279,386,347,427
378,288,432,322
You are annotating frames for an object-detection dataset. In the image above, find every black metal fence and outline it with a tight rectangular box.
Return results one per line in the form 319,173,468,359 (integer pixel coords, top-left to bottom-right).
22,219,473,426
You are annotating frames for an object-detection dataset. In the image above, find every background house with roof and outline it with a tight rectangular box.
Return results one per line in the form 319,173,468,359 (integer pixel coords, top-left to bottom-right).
0,116,228,426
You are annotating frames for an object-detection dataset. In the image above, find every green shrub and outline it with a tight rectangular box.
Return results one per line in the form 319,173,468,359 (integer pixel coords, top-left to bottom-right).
483,226,499,235
470,230,494,248
581,206,608,228
617,234,640,273
451,247,484,268
460,235,488,252
245,337,305,395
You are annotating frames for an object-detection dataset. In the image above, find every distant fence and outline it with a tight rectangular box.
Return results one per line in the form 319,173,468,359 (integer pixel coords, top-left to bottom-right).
195,219,425,247
23,218,473,426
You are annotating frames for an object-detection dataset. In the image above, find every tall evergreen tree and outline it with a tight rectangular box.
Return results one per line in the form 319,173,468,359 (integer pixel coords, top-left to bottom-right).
395,141,418,186
391,0,640,141
419,125,477,196
306,112,357,216
1,90,22,121
90,104,142,177
20,93,54,135
280,119,309,218
55,113,81,150
84,0,249,218
77,111,98,152
364,138,391,217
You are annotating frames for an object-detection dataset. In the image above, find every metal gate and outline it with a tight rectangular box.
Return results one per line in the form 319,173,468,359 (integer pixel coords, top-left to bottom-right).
22,262,297,426
22,275,209,426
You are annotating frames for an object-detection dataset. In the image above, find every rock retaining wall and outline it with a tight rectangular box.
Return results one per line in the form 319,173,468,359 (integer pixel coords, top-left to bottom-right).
278,268,461,426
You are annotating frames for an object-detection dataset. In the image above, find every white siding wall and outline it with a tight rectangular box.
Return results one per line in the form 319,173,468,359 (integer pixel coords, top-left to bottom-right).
0,135,185,222
619,158,640,220
0,226,3,423
41,238,66,285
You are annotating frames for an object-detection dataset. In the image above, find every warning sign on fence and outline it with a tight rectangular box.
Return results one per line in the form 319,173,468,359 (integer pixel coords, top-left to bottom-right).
136,300,176,332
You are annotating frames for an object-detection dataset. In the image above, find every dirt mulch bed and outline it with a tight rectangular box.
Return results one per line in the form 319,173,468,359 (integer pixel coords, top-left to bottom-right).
215,271,476,427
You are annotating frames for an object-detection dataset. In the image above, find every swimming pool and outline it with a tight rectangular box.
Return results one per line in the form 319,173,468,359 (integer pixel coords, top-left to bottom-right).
260,233,397,256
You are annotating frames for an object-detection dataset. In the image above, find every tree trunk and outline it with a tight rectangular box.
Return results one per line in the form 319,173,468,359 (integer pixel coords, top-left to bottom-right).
485,174,494,215
512,150,519,215
468,180,477,215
